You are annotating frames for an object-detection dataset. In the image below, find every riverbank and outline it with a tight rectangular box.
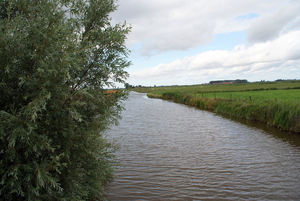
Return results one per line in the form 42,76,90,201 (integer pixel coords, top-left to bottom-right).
132,81,300,133
106,91,300,200
148,92,300,133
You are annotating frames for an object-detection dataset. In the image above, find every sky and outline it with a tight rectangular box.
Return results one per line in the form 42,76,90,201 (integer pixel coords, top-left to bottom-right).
111,0,300,87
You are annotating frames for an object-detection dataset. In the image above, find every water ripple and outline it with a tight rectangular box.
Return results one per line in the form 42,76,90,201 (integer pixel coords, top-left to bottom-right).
106,92,300,200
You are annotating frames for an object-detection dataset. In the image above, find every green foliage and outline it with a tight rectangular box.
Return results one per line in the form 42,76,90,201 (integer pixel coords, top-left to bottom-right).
134,80,300,95
202,89,300,101
142,81,300,133
161,92,177,100
149,91,300,133
0,0,130,200
214,99,300,132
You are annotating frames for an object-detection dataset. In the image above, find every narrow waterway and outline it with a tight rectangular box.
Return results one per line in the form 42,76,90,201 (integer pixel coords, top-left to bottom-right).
105,92,300,200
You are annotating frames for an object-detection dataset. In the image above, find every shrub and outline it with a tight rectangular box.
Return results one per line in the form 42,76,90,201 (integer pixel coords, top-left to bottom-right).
0,0,130,200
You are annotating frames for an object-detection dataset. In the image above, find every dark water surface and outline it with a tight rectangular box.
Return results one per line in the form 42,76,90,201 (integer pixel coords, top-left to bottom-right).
105,92,300,200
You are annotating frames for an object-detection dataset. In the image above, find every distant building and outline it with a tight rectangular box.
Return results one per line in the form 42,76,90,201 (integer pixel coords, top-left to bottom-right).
209,79,248,85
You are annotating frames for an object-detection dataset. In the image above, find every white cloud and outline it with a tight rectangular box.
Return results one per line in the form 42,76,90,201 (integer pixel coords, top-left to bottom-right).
129,31,300,85
247,5,300,43
214,16,256,34
110,0,300,86
112,0,297,56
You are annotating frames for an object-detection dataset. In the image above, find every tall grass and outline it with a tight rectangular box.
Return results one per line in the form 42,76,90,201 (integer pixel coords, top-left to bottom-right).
155,92,300,133
137,81,300,133
215,99,300,132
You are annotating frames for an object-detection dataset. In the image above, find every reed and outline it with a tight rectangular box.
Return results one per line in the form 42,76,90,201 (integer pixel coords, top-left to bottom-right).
151,92,300,133
139,81,300,133
215,99,300,132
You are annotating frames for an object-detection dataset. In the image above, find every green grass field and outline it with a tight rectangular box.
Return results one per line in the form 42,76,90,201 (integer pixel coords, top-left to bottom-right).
133,80,300,101
200,89,300,101
132,81,300,133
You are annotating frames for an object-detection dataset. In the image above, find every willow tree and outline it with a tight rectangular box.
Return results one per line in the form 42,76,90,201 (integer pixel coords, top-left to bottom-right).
0,0,130,200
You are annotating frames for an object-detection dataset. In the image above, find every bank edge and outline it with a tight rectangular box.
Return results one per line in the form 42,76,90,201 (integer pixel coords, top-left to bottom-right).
147,92,300,134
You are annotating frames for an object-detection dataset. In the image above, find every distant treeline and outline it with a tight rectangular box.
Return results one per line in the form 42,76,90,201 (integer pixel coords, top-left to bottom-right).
209,79,248,85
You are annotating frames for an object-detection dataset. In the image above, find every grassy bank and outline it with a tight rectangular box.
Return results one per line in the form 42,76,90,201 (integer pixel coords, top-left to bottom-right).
133,81,300,133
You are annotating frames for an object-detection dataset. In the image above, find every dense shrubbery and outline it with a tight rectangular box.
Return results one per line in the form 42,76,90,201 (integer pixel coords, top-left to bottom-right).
0,0,130,200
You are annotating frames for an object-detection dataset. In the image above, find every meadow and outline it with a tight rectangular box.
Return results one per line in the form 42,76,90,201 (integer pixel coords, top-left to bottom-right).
132,81,300,133
200,89,300,101
134,80,300,96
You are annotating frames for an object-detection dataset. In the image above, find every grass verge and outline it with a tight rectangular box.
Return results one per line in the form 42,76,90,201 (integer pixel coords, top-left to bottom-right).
144,90,300,133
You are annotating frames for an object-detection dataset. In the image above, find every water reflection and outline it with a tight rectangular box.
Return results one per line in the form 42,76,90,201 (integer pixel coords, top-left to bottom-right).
106,92,300,200
217,112,300,147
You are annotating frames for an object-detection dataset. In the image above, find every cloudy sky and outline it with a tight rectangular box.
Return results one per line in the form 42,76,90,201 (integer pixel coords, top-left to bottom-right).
111,0,300,87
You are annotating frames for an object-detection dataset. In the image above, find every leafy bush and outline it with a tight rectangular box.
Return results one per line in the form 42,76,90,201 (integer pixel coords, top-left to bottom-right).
0,0,130,200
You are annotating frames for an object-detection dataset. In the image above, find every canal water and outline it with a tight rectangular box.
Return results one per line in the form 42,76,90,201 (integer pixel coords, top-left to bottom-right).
105,92,300,200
